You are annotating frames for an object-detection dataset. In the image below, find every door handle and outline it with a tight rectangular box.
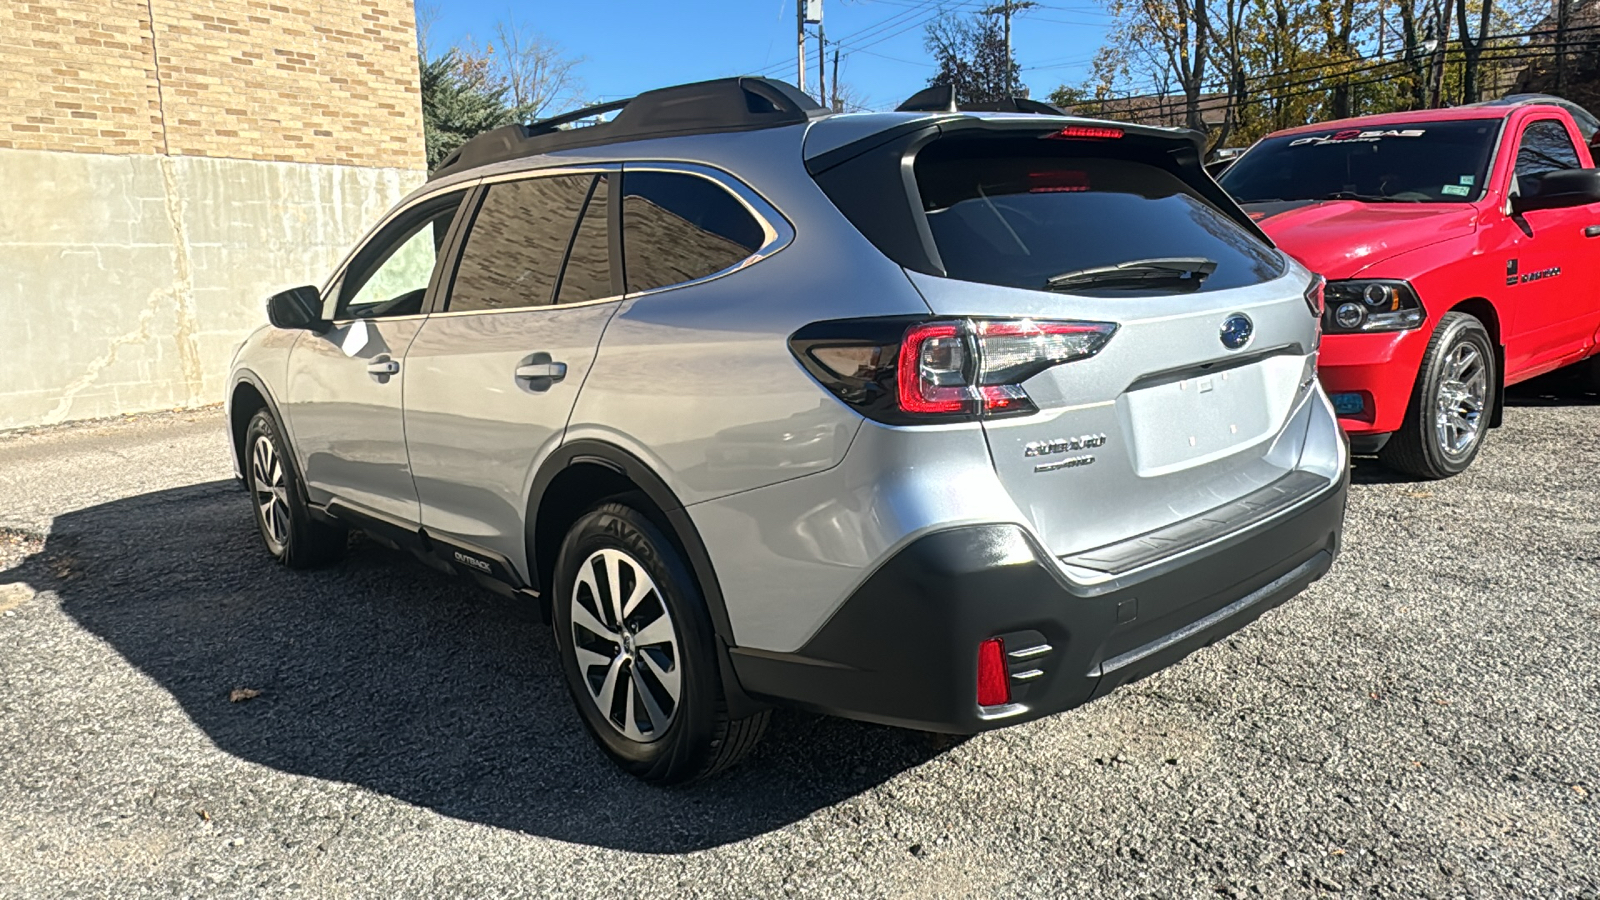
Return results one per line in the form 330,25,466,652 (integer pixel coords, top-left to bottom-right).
366,359,400,376
1585,225,1600,238
515,362,567,382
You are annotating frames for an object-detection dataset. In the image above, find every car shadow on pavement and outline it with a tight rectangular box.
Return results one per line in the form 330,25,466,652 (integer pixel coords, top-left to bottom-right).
1,481,947,852
1503,369,1600,408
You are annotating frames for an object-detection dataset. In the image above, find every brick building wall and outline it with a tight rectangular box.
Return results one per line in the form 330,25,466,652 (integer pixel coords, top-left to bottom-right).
0,0,424,169
0,0,427,429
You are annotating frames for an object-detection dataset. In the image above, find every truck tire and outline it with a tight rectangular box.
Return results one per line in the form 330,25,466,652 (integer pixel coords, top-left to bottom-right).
1379,312,1497,479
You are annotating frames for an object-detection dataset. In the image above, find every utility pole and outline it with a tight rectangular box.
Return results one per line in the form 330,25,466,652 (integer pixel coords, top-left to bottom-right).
832,47,840,111
983,1,1038,93
796,0,807,94
800,0,824,95
818,22,825,106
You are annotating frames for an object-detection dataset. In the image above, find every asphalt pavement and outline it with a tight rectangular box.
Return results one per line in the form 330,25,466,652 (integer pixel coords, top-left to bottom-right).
1,384,1597,899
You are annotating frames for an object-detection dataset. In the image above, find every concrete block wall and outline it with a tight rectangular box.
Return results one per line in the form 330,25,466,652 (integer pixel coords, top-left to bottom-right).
0,150,421,430
0,0,428,430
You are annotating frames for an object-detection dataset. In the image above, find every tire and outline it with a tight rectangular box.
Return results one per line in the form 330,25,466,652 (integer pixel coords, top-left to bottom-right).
244,409,347,568
552,502,768,783
1379,312,1496,480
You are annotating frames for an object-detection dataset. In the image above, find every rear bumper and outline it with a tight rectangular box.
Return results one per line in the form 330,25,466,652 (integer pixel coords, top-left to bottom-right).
730,467,1348,733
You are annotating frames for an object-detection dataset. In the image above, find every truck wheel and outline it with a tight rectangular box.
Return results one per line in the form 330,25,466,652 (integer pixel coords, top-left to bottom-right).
1379,312,1496,480
552,502,768,783
244,409,347,567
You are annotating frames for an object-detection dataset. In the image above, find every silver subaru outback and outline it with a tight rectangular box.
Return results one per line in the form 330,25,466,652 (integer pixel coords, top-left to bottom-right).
227,78,1348,783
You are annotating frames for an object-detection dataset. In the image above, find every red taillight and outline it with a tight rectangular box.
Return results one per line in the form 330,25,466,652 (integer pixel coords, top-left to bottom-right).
789,316,1117,425
1304,274,1326,317
1044,125,1124,140
977,638,1010,707
895,318,1117,418
896,322,968,414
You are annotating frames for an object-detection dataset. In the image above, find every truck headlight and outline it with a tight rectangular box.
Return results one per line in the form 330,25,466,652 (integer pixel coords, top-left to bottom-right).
1322,280,1426,333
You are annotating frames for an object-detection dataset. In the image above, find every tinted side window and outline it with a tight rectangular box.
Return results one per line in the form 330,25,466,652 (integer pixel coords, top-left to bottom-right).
622,171,764,293
449,175,593,313
555,174,613,305
337,190,465,319
1516,120,1581,179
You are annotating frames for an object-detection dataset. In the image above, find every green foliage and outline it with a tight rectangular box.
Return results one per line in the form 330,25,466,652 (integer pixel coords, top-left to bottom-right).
420,50,518,171
925,14,1024,103
1055,0,1557,149
1048,84,1090,109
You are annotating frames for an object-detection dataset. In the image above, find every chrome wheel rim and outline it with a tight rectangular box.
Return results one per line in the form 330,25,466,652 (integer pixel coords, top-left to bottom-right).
569,548,681,743
1434,342,1488,458
250,434,291,553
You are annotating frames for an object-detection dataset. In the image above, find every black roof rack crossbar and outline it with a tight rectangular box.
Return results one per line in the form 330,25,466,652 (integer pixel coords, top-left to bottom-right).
895,84,1064,116
526,97,632,136
429,76,825,181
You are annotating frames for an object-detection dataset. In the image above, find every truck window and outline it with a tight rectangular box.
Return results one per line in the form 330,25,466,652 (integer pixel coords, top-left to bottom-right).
1515,119,1582,180
1222,120,1498,204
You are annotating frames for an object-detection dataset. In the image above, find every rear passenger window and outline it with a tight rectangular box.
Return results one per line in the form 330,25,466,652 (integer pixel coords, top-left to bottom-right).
622,171,764,293
448,174,594,313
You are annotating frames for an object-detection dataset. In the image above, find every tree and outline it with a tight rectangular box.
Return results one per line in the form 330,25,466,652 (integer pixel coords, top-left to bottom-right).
924,13,1024,103
419,51,518,170
460,15,586,121
1456,0,1496,102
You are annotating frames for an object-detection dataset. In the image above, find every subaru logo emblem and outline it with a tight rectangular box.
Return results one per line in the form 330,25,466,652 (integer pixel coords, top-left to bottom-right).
1220,313,1253,350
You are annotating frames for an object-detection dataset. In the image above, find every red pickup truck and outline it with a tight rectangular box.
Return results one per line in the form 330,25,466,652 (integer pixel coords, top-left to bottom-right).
1220,96,1600,478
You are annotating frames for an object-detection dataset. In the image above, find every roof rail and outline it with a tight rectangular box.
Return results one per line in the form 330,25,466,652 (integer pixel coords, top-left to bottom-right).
429,77,825,181
895,84,1063,116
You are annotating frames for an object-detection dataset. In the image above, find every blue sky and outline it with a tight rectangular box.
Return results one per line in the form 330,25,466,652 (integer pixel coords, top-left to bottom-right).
422,0,1115,111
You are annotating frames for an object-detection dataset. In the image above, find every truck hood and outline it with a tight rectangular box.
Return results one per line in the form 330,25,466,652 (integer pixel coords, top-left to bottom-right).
1242,200,1480,278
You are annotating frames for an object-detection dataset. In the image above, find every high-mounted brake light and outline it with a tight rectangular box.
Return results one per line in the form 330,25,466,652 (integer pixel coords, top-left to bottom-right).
1044,125,1124,140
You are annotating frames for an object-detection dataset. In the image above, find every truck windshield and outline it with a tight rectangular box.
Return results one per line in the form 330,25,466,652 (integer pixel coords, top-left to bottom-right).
1221,119,1500,204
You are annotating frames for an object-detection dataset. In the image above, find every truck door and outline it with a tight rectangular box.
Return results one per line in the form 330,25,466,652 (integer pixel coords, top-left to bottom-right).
1501,117,1600,375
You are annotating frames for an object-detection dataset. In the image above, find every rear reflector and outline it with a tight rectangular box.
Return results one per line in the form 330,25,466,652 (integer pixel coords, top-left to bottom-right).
1045,125,1124,140
977,638,1010,707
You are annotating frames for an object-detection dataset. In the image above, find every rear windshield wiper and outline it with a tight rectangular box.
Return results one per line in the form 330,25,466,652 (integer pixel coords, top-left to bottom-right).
1045,257,1218,292
1320,191,1416,203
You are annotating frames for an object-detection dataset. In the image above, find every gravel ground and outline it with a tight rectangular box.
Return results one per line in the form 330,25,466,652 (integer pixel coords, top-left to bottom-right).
1,383,1597,899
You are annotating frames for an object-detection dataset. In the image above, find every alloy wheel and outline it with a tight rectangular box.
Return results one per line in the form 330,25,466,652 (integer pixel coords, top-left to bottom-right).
1434,342,1488,458
250,434,291,553
569,548,682,743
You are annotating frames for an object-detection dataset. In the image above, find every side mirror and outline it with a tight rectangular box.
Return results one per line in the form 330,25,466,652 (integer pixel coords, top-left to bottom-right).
266,285,327,332
1511,168,1600,214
